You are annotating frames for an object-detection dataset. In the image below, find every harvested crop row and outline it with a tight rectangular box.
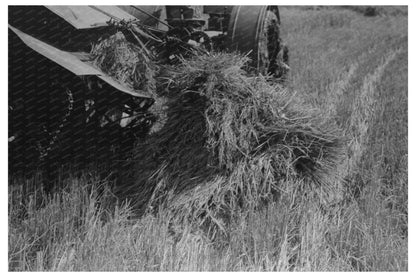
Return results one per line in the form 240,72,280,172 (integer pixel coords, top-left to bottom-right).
117,52,343,235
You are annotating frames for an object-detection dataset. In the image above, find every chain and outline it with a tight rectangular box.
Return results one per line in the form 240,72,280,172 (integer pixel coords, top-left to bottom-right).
37,87,74,160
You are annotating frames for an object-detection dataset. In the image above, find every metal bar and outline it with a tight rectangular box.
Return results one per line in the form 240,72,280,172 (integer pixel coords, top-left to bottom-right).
130,5,172,29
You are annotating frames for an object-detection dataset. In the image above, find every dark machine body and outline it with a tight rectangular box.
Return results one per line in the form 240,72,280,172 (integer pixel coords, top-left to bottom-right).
8,5,288,188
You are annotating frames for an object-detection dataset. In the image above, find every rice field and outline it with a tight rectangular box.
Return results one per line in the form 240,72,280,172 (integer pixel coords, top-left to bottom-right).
8,6,408,271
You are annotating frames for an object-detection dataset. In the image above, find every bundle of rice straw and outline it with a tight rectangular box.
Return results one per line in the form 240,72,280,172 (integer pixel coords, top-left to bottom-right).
120,53,342,234
90,31,157,96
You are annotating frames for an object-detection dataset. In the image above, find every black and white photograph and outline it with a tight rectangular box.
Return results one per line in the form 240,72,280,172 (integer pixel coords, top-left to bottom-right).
6,2,409,272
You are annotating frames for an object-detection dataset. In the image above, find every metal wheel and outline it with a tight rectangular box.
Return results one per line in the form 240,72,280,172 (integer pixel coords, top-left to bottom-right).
226,6,287,78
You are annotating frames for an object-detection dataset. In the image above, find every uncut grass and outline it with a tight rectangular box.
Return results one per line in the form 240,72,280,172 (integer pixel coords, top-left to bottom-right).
10,176,383,271
279,7,408,270
8,175,351,271
281,7,407,112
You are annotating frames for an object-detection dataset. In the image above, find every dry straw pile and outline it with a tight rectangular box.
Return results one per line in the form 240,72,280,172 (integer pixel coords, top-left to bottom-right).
90,31,158,96
118,52,343,234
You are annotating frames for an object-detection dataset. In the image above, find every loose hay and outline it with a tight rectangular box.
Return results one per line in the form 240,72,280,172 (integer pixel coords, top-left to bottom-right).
119,53,343,234
90,31,158,96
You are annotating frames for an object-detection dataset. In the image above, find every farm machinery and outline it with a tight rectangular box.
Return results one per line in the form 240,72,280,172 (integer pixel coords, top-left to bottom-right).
8,5,288,182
